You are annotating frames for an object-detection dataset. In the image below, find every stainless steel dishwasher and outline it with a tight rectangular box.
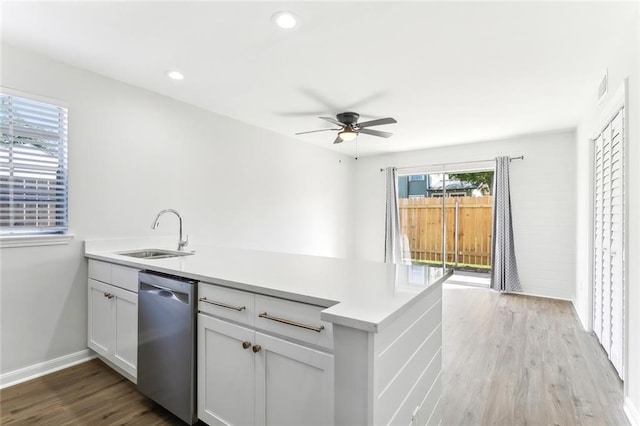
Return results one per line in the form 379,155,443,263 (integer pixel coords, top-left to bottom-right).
138,271,198,425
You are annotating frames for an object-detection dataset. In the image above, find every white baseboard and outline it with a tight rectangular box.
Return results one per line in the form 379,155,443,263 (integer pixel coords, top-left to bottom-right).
0,349,96,389
625,397,640,426
517,291,572,302
571,299,590,331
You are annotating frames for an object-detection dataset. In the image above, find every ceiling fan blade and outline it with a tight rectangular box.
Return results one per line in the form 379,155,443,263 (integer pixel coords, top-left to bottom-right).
333,135,343,144
360,128,393,138
357,117,397,128
295,128,340,135
320,116,345,127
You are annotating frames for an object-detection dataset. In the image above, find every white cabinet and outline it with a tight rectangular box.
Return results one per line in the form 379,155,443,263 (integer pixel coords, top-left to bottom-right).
198,314,256,426
255,332,333,426
88,279,113,354
198,288,334,426
113,286,138,373
87,260,139,380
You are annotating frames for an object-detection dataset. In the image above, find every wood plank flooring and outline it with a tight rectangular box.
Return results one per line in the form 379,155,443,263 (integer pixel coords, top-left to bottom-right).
0,285,628,425
442,284,628,425
0,359,191,425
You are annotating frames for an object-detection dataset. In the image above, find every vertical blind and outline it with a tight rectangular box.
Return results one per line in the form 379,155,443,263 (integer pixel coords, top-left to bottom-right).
0,92,68,235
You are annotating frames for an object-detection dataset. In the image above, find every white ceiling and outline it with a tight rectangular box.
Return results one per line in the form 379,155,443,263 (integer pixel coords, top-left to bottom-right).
1,1,636,156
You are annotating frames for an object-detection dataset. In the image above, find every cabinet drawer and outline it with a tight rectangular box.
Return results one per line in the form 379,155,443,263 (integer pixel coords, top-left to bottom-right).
88,260,139,293
111,264,139,293
255,295,333,350
88,260,111,283
198,283,255,326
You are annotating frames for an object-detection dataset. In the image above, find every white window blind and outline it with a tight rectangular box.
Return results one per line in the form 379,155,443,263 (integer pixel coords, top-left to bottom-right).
0,92,68,236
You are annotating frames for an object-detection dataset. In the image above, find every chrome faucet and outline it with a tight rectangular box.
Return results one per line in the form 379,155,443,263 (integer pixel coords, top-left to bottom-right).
151,209,189,251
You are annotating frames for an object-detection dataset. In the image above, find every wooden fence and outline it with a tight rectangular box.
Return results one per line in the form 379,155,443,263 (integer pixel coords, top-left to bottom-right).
0,176,63,229
398,196,493,268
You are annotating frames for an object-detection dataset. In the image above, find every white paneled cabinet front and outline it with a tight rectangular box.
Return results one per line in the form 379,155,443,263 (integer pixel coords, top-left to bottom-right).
198,314,255,426
255,332,333,426
88,279,138,378
198,305,334,425
88,279,113,354
113,287,138,372
87,260,139,379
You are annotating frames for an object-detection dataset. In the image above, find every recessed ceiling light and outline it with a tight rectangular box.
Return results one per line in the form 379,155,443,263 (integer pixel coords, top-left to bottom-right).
165,70,184,80
272,11,298,29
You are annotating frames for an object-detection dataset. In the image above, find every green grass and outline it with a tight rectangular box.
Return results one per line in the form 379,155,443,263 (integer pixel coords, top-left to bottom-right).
410,259,491,271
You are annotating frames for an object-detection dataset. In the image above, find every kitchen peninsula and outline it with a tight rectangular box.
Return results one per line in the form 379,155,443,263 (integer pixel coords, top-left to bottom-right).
85,239,450,426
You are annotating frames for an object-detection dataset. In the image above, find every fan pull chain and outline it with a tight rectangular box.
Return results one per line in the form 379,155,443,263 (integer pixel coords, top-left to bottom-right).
355,135,359,160
338,144,342,163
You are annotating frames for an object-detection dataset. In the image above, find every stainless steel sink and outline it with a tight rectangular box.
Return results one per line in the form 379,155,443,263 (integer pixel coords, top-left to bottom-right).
118,249,194,259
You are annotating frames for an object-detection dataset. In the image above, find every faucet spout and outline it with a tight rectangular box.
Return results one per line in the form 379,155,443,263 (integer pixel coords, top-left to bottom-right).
151,209,189,251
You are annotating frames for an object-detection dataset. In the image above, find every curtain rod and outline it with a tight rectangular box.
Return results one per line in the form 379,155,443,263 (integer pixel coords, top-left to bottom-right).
379,155,524,172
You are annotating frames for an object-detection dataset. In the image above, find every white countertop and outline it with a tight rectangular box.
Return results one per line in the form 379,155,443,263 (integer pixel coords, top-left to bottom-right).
85,239,450,332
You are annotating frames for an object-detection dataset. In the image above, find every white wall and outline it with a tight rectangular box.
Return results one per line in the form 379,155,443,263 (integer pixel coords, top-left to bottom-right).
0,45,355,375
353,130,577,300
574,5,640,422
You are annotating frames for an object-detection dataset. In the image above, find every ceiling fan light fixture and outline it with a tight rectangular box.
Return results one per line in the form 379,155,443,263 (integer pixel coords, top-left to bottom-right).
338,129,357,142
272,11,298,29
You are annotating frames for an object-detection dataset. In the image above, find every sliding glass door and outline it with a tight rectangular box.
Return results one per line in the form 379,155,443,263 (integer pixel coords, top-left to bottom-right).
397,170,494,273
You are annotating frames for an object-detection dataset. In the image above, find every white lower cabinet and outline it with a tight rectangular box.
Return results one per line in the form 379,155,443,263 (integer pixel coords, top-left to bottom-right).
255,332,334,426
198,314,255,426
88,278,138,378
198,313,334,426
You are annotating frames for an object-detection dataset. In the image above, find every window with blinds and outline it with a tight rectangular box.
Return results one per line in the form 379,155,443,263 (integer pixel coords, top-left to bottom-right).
0,91,68,236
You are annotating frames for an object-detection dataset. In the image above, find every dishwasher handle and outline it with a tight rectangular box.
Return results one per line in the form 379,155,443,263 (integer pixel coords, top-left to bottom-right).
140,281,190,304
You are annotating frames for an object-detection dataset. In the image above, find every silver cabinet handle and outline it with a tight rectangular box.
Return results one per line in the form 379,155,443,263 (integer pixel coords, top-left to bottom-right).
199,297,246,312
258,312,325,333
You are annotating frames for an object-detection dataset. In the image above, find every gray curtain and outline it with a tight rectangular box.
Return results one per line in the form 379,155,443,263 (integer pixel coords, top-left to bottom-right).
384,167,402,263
490,156,522,292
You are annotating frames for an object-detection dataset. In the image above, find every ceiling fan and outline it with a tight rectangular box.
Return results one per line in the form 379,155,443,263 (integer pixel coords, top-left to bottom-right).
295,112,397,144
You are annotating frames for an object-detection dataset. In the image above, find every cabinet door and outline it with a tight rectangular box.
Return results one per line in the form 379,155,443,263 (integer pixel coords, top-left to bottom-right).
113,287,138,377
255,332,334,426
198,314,255,426
88,279,113,357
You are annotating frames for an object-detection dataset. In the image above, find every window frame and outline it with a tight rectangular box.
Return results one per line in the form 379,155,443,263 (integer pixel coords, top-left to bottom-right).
0,87,73,247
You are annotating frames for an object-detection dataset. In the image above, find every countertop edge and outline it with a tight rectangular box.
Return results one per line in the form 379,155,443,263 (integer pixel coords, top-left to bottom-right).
85,250,450,333
320,268,451,333
85,252,339,307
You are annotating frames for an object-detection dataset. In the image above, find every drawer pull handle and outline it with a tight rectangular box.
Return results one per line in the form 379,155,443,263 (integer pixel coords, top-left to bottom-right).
242,341,251,350
199,297,246,312
258,312,325,333
252,344,261,353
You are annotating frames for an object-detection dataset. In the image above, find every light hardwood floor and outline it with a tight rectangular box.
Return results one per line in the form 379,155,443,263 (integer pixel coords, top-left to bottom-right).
0,285,628,425
442,284,628,425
